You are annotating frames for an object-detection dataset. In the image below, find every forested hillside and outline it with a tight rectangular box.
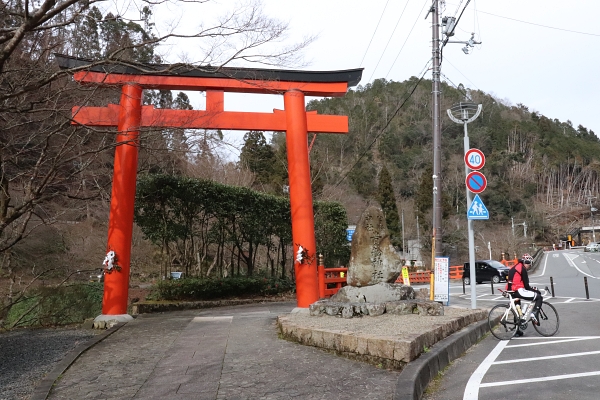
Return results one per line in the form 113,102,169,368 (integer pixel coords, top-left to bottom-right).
246,77,600,264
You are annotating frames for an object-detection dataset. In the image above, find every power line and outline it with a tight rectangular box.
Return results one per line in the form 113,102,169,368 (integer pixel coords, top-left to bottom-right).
473,0,482,47
368,0,413,82
477,10,600,37
385,0,431,78
359,0,391,66
440,71,467,97
443,56,481,91
333,59,432,189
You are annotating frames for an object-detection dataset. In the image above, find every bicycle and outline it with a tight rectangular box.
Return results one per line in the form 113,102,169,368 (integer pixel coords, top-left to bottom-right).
488,288,560,340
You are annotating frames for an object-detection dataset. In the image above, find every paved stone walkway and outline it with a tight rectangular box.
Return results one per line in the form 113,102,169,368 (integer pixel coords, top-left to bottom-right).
48,302,400,399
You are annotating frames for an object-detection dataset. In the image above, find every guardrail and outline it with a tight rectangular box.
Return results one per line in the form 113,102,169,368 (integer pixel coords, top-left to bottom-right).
449,265,463,280
395,265,464,285
319,264,466,296
317,266,348,298
500,258,518,267
395,271,431,284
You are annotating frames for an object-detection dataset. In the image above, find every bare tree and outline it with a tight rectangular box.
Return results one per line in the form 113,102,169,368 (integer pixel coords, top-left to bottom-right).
0,0,312,322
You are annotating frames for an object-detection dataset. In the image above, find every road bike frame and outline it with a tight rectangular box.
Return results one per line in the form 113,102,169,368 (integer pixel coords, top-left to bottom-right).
499,289,531,323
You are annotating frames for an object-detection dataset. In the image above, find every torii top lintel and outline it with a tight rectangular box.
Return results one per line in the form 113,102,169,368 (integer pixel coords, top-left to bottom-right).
56,55,363,97
56,55,362,133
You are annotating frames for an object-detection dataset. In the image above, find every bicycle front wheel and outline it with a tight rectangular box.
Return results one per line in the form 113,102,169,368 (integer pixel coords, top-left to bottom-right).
533,301,559,337
489,304,519,340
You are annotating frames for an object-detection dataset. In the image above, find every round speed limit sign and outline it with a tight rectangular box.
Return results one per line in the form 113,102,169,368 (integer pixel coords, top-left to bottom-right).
465,148,485,170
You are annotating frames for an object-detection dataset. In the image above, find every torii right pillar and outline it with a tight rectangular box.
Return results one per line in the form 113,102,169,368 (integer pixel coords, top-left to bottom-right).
284,90,318,307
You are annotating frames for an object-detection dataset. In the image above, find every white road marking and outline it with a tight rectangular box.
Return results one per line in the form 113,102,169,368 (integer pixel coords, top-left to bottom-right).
457,294,600,303
193,316,233,321
493,350,600,364
465,336,600,398
506,337,600,348
463,340,509,400
479,371,600,388
540,252,550,275
563,253,600,279
508,336,600,340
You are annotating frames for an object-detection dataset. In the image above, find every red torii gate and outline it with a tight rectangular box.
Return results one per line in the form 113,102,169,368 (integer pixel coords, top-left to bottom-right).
56,55,362,319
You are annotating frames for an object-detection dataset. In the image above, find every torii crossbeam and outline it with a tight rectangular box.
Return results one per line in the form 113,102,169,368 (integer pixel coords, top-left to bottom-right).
56,55,362,319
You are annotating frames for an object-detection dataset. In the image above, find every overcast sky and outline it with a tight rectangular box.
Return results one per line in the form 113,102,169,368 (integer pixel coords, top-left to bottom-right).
151,0,600,158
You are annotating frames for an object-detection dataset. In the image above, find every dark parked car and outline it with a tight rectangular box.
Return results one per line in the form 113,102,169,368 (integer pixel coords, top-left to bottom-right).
462,260,510,285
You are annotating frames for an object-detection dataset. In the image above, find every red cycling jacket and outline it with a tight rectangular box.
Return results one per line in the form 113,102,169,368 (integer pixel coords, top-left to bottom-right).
506,262,533,291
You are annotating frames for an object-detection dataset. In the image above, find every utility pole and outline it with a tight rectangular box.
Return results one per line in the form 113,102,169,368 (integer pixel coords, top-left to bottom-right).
402,210,406,260
427,0,481,266
429,0,443,262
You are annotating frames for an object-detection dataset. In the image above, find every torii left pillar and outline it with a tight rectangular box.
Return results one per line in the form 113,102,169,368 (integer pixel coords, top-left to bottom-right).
96,84,142,323
285,90,319,307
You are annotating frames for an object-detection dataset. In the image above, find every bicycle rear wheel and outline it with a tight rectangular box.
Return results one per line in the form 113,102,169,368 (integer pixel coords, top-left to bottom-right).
533,301,559,336
488,304,519,340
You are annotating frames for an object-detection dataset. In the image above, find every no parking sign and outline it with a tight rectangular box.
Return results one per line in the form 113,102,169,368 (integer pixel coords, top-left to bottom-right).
466,171,487,194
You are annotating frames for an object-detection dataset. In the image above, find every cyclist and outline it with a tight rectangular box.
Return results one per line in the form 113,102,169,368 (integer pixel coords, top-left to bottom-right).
506,257,542,327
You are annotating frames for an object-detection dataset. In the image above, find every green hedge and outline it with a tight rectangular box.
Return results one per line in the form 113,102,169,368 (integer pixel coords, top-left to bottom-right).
135,174,350,275
154,276,295,301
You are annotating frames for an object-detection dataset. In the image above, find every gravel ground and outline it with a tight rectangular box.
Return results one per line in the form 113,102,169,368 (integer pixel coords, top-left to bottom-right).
0,327,98,400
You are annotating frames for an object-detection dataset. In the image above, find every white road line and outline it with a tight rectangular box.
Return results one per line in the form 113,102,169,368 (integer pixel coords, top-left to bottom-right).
506,337,600,348
559,299,600,303
493,350,600,364
564,253,600,279
463,340,509,400
479,370,600,388
456,294,600,303
540,252,549,276
509,336,600,340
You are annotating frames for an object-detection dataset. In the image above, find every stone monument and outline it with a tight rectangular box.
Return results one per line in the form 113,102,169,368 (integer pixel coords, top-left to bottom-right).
346,205,401,286
309,205,443,318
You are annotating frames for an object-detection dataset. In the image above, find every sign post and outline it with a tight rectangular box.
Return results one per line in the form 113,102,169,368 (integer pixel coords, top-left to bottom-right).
401,266,410,286
434,256,450,305
447,102,483,310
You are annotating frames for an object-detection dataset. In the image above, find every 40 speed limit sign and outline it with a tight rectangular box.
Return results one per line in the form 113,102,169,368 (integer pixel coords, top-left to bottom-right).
465,148,485,170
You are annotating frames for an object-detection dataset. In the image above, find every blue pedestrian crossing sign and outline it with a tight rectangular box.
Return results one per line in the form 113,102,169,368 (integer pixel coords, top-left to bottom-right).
467,194,489,220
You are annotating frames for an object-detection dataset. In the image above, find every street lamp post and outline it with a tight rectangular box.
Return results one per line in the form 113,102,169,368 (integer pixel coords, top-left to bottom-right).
447,102,482,309
588,195,597,243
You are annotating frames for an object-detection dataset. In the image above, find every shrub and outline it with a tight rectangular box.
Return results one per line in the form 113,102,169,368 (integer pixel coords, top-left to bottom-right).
3,283,103,329
154,276,295,301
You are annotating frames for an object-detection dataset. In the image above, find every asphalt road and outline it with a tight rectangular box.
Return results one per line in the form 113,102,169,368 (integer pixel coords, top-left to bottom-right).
424,250,600,400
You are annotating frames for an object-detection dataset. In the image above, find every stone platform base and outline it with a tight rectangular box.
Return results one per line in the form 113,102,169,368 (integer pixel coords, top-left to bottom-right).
277,307,487,370
309,299,444,318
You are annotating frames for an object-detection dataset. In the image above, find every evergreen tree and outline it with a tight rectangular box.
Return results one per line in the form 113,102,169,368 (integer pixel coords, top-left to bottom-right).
71,7,102,59
377,165,401,249
239,131,276,188
415,163,434,234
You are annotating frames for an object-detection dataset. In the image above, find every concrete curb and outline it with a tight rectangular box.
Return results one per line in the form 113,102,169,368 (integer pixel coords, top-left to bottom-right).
30,322,127,400
393,318,489,400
